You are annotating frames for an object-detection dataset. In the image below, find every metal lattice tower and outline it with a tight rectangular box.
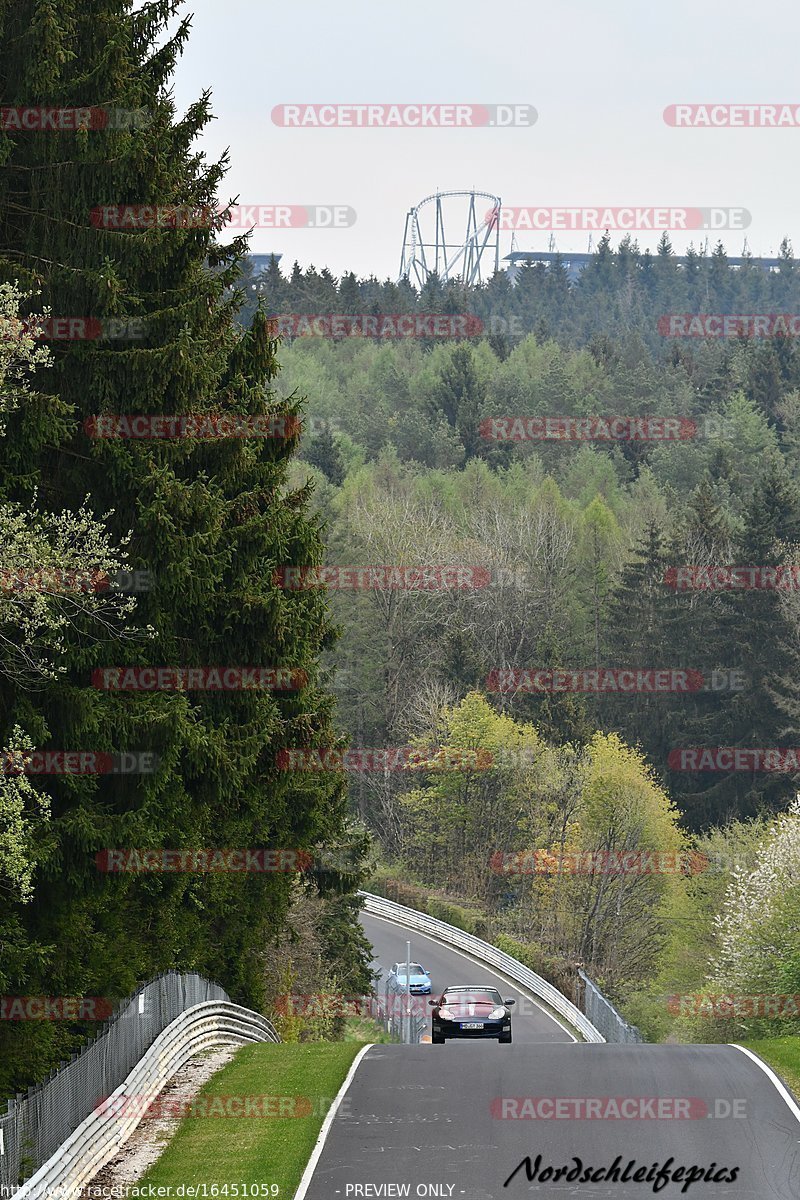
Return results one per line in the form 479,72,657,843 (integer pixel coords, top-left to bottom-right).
398,190,502,287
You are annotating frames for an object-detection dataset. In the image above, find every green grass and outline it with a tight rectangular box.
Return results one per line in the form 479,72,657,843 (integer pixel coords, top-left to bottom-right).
138,1042,365,1194
740,1037,800,1100
341,1015,395,1043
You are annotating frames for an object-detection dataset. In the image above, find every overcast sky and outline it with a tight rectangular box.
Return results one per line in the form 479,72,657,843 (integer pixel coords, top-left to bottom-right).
167,0,800,280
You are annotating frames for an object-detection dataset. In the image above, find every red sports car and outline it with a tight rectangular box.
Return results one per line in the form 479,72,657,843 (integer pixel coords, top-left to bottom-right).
429,984,515,1043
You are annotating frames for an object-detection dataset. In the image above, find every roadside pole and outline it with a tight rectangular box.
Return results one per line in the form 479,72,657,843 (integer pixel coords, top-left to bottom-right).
405,939,412,1044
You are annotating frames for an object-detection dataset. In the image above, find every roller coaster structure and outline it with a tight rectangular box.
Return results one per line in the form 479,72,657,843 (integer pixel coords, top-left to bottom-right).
398,190,501,287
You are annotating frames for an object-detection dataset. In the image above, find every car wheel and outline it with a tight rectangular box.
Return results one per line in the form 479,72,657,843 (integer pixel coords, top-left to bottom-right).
432,1031,445,1044
499,1032,512,1044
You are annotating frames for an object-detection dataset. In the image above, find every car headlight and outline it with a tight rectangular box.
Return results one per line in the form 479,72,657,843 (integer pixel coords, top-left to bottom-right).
489,1007,507,1020
437,1008,454,1021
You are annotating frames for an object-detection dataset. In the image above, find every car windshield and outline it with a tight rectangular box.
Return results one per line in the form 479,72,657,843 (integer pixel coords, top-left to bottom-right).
397,963,425,974
443,987,503,1005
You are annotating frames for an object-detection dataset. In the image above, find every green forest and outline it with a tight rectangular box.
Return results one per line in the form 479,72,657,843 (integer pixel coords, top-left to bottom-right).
238,248,800,1039
2,0,800,1105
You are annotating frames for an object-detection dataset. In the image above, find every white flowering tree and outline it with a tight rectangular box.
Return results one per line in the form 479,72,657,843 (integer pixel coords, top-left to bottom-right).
0,728,49,902
710,795,800,1007
0,281,141,685
0,282,141,904
0,279,51,422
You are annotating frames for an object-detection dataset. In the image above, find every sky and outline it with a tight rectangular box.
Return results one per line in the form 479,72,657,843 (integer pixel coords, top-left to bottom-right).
164,0,800,281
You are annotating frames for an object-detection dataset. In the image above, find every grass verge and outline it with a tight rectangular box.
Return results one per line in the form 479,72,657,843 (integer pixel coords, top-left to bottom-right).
740,1037,800,1101
138,1042,365,1193
341,1015,395,1043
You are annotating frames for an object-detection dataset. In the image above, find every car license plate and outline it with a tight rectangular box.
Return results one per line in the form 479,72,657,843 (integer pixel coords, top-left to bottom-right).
461,1022,483,1029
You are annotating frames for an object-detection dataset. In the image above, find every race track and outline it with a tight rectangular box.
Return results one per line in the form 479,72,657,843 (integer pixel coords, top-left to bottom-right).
361,911,576,1044
303,911,800,1198
302,1041,800,1199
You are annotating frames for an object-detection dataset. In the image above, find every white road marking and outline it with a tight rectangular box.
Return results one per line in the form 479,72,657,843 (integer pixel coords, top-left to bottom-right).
294,1043,373,1200
731,1044,800,1125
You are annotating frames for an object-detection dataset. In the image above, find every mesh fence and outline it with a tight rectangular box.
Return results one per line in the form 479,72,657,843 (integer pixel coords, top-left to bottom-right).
578,970,643,1043
0,970,230,1188
381,974,426,1043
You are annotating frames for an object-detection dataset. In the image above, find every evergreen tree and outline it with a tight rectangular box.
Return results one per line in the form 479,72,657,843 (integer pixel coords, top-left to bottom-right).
543,255,572,334
511,622,593,746
772,237,798,308
650,232,688,315
708,242,733,312
260,254,287,311
425,343,487,459
289,259,304,294
575,233,615,321
338,271,361,314
0,0,356,1087
602,522,684,772
661,485,741,829
303,425,346,485
676,461,800,826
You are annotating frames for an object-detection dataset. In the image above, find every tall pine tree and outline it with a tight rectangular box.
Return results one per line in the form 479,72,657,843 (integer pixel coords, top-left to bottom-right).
0,0,358,1089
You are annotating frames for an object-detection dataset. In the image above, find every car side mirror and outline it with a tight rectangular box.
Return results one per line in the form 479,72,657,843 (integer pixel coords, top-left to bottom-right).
428,999,437,1006
504,999,516,1006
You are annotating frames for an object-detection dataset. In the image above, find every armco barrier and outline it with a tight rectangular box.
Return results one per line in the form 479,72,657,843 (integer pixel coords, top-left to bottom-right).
1,971,234,1188
13,1000,278,1200
359,891,605,1043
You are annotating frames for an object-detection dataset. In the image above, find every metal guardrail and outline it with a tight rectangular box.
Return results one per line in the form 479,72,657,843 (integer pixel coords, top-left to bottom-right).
578,970,643,1044
0,970,276,1191
359,891,605,1043
14,999,278,1200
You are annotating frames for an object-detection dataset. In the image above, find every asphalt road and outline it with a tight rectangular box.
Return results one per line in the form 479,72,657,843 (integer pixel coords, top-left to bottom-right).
302,1042,800,1199
309,913,800,1197
361,912,576,1044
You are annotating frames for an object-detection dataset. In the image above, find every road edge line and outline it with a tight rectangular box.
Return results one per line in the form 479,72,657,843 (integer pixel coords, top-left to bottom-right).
730,1043,800,1124
293,1042,373,1200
